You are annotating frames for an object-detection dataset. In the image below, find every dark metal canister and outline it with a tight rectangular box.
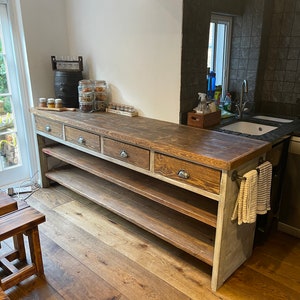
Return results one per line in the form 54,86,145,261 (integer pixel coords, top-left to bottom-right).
54,70,83,108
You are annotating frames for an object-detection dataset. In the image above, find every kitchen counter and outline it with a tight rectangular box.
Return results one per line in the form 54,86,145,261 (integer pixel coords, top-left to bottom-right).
31,108,271,171
31,107,272,291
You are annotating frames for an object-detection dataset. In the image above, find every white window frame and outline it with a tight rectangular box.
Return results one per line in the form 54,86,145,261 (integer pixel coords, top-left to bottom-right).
0,0,38,188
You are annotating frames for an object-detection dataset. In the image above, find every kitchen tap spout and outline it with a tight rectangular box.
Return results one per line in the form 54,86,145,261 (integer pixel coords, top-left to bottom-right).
236,79,248,119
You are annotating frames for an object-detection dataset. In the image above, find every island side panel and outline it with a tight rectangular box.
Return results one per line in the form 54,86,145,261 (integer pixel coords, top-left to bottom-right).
211,156,263,291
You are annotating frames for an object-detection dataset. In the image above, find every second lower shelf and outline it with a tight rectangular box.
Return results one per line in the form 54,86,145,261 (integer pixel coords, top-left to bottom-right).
46,166,215,266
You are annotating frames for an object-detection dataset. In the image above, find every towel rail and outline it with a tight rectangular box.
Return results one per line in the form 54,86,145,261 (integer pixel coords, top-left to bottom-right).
231,157,264,181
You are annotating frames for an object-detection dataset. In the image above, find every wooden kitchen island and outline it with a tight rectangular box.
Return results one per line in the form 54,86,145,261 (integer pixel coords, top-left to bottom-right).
31,108,271,291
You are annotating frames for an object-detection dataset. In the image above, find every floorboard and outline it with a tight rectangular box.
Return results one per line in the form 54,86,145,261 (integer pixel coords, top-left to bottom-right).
1,185,299,300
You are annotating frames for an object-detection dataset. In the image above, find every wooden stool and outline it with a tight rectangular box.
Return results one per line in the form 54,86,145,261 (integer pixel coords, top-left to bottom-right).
0,193,17,217
0,192,28,255
0,207,45,290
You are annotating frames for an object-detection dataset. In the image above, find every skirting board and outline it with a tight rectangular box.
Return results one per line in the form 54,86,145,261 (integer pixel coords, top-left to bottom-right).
278,222,300,238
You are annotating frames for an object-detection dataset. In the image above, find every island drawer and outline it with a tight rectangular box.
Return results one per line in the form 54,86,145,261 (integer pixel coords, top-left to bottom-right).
154,153,221,194
103,137,150,170
35,116,63,139
65,126,101,152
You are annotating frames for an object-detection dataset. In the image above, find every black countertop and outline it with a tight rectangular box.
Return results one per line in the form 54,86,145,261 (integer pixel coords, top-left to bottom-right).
213,114,300,144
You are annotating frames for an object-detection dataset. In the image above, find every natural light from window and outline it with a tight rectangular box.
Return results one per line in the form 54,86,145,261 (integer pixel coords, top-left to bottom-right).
207,14,232,102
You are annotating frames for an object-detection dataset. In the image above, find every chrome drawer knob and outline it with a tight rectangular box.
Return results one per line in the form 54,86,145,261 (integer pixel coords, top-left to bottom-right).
78,136,85,144
120,150,128,158
177,169,190,179
45,125,51,132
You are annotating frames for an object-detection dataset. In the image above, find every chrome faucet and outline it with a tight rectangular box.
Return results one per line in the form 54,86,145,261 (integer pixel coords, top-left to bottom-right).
236,79,248,119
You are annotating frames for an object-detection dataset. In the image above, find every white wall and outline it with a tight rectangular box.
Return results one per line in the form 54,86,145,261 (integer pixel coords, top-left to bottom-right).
21,0,183,123
19,0,69,104
66,0,182,122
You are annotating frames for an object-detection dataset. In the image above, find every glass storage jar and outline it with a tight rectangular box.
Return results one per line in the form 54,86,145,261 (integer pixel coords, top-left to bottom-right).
94,80,108,111
55,98,63,108
94,100,106,112
94,80,108,101
78,80,94,102
78,79,94,93
47,98,55,108
39,97,47,108
79,101,93,113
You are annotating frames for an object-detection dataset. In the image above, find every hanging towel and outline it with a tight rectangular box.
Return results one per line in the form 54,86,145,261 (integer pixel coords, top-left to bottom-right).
256,161,272,215
231,169,258,225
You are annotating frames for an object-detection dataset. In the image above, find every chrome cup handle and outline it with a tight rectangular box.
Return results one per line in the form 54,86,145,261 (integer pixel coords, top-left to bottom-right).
177,169,190,179
120,150,128,158
78,136,85,144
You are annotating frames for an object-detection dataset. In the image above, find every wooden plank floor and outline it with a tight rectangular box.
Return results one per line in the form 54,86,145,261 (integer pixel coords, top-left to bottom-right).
1,185,300,300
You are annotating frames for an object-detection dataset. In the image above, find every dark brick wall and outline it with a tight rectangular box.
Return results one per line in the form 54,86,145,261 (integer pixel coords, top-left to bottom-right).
180,0,300,124
258,0,300,117
228,0,300,117
228,0,267,110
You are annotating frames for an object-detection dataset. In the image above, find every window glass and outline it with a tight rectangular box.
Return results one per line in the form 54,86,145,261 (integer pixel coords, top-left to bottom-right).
0,1,32,187
207,14,232,102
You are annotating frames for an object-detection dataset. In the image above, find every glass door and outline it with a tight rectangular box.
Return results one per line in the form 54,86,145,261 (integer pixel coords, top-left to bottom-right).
0,2,32,188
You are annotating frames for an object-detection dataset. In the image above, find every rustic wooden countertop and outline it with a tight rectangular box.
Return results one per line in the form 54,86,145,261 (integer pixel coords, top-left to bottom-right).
31,109,271,171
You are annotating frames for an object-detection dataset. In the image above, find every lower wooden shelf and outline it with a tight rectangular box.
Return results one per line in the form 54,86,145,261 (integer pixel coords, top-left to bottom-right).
43,145,218,227
46,166,215,266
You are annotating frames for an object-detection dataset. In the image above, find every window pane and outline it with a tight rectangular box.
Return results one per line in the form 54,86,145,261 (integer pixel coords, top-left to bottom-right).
0,15,18,171
0,2,32,186
207,14,232,101
0,54,8,93
0,96,14,131
0,132,19,170
215,23,226,86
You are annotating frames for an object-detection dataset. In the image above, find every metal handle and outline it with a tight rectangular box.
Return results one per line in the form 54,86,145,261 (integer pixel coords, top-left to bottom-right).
78,136,85,144
45,125,51,132
120,150,128,158
177,169,190,179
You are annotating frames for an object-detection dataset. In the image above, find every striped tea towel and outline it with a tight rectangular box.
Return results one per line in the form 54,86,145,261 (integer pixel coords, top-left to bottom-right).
231,169,258,225
256,161,272,215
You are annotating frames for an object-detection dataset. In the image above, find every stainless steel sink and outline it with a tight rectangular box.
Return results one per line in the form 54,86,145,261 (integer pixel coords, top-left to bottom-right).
220,121,278,136
252,115,293,123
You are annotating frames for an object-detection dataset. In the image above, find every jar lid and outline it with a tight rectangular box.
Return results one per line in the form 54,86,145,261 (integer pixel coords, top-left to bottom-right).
79,79,93,85
94,80,106,85
39,98,46,102
47,98,55,103
55,98,62,103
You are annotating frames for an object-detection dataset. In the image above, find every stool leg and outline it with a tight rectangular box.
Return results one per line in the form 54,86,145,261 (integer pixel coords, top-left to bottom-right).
13,234,26,261
27,227,44,276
